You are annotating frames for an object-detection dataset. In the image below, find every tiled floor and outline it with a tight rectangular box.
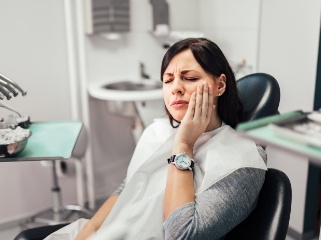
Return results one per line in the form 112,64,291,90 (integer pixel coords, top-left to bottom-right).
285,235,296,240
0,199,106,240
0,225,21,240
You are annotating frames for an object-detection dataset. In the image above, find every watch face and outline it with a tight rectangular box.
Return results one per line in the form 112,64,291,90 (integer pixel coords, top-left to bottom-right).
175,153,191,170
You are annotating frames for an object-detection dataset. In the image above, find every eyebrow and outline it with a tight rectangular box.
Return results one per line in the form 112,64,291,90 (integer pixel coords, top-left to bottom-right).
181,70,196,74
163,72,173,77
163,70,199,76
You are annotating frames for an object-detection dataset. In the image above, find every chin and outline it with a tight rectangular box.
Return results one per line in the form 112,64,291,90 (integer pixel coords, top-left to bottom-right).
170,114,184,122
166,107,186,122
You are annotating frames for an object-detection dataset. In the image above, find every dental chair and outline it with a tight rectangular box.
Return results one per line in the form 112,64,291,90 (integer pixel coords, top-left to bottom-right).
225,168,292,240
225,73,292,240
14,73,291,240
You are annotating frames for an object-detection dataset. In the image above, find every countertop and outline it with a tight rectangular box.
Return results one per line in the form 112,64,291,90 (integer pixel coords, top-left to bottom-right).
0,120,82,162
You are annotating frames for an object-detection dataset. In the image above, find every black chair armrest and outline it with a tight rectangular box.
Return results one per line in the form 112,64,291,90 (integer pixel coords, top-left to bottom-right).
14,223,69,240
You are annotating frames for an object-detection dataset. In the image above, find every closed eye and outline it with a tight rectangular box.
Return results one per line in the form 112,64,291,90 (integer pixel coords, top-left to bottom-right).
184,77,198,81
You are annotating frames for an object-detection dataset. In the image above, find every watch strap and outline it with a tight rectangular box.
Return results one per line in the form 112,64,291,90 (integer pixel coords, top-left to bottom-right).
167,154,176,164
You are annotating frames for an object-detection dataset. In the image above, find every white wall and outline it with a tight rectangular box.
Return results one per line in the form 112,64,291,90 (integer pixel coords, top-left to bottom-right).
0,0,77,224
258,0,321,234
199,0,260,75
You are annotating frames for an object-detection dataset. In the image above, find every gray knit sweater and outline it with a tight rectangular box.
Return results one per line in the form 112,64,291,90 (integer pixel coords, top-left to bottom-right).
113,146,266,240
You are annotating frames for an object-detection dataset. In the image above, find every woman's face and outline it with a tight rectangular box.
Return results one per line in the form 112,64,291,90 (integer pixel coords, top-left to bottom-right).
163,49,224,122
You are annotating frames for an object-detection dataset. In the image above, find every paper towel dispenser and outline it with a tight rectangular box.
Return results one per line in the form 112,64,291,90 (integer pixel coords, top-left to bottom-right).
150,0,170,36
85,0,130,35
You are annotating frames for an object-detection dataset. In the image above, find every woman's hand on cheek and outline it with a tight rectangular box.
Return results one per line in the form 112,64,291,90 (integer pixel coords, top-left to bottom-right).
174,83,214,152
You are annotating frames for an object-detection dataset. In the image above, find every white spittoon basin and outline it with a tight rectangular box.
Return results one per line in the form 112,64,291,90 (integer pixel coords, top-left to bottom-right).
88,79,163,102
88,79,165,142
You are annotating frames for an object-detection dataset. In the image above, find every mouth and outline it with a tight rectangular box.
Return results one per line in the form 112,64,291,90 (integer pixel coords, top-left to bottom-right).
171,100,189,108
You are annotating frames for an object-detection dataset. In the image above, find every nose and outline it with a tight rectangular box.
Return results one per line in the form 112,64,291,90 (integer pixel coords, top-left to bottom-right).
171,79,184,95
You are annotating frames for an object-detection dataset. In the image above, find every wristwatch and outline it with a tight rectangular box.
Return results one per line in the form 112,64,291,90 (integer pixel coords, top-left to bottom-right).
167,153,194,171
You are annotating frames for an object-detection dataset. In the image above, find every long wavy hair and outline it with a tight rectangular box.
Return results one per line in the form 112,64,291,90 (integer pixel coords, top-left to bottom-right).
161,38,244,129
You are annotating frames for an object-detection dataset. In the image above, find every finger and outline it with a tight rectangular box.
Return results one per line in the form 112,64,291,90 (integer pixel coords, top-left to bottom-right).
206,84,214,118
184,91,196,120
194,84,203,119
201,83,209,119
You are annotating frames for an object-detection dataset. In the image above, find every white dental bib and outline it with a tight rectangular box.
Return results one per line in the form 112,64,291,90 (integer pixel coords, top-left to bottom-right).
45,118,267,240
94,118,266,239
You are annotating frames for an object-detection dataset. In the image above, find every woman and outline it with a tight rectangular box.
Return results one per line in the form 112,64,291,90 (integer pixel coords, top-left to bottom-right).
47,38,267,240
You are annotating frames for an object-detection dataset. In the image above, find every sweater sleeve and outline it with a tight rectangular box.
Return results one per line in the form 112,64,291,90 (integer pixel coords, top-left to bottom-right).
112,179,126,195
163,147,267,240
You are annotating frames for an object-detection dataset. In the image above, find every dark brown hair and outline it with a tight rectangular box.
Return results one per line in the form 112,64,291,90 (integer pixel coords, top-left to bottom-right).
161,38,243,128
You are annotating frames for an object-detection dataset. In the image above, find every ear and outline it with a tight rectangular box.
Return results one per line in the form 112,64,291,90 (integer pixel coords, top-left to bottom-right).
217,74,226,94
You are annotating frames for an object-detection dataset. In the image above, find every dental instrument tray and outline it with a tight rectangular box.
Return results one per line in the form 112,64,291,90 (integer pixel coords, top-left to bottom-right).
269,111,321,148
0,126,32,157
